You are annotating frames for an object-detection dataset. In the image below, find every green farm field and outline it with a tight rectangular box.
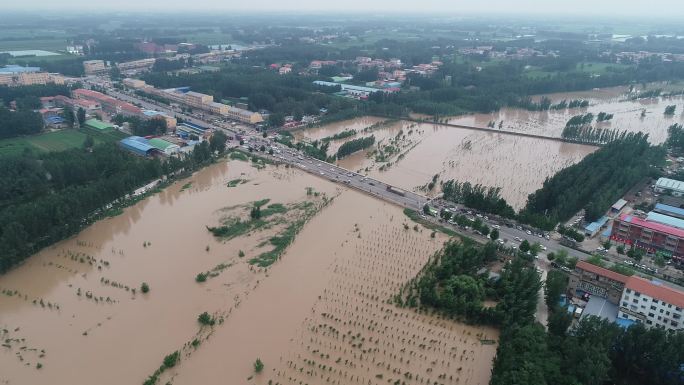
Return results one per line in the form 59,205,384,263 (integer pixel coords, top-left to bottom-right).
0,128,128,157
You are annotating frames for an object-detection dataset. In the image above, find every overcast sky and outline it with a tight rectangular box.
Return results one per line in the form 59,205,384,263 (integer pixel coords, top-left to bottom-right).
6,0,684,17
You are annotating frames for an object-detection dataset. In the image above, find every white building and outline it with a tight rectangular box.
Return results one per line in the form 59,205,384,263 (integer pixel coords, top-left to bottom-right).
617,276,683,331
654,177,684,197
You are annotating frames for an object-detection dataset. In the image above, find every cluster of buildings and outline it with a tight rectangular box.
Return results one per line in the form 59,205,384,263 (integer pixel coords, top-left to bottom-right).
569,260,683,331
609,51,684,65
308,56,441,86
607,177,684,265
122,78,263,125
458,46,557,60
0,65,65,87
73,89,142,117
269,63,292,75
313,80,399,100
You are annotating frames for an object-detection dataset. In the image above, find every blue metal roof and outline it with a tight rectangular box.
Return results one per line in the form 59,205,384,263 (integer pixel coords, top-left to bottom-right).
646,212,684,229
654,203,684,217
181,122,206,130
45,116,65,124
120,136,154,156
584,216,609,233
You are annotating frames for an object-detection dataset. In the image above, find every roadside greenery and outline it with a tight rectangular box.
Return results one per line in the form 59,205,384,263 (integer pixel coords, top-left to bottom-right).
442,180,516,218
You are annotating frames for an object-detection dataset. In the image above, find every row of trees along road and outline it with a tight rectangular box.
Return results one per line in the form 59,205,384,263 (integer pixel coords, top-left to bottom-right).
0,132,229,273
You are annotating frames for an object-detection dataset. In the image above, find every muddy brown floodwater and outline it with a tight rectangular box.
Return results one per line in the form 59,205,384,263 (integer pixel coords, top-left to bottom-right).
0,158,498,385
295,117,596,209
447,84,684,144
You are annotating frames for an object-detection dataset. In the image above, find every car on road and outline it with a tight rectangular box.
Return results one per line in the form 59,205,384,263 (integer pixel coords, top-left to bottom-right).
515,237,522,242
526,230,532,235
492,224,500,229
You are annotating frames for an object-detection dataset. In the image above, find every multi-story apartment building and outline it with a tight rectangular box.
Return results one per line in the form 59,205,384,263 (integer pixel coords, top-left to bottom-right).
618,276,684,331
0,65,64,87
183,91,214,108
72,89,142,117
611,213,684,261
570,260,684,331
83,60,106,75
224,106,264,124
117,58,156,71
569,260,628,304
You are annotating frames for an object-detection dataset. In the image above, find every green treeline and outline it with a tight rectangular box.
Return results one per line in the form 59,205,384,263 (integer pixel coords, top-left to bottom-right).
321,128,356,142
666,123,684,154
336,135,375,158
562,125,627,144
441,180,516,218
520,133,664,229
561,112,623,144
0,107,44,139
515,97,589,111
0,138,226,273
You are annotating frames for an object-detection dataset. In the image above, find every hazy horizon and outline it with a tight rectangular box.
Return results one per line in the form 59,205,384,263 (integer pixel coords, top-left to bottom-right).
5,0,684,18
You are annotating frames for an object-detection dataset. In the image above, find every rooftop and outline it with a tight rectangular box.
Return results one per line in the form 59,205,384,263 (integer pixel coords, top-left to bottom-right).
619,213,684,238
84,119,114,130
148,138,178,150
655,177,684,193
625,276,684,308
576,260,629,284
646,212,684,229
120,136,155,153
611,199,628,211
585,216,609,233
0,65,41,74
653,203,684,218
580,296,618,323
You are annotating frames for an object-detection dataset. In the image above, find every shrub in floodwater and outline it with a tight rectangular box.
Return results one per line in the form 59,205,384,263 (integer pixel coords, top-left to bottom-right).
198,311,215,326
206,245,210,252
254,358,264,373
195,272,208,282
239,250,245,258
141,282,150,293
163,351,180,368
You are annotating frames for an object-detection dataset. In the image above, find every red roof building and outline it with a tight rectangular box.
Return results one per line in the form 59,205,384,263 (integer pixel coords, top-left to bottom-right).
569,260,629,304
618,276,684,330
611,214,684,263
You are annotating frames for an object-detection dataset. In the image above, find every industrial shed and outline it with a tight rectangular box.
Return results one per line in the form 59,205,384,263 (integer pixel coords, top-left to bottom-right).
119,136,156,157
148,138,180,155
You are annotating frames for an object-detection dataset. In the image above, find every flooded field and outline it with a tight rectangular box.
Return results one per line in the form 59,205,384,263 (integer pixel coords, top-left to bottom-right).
295,117,596,209
0,157,497,385
447,85,684,144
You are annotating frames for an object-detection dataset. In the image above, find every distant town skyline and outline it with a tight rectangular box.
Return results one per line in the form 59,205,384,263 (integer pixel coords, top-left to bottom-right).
7,0,684,17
